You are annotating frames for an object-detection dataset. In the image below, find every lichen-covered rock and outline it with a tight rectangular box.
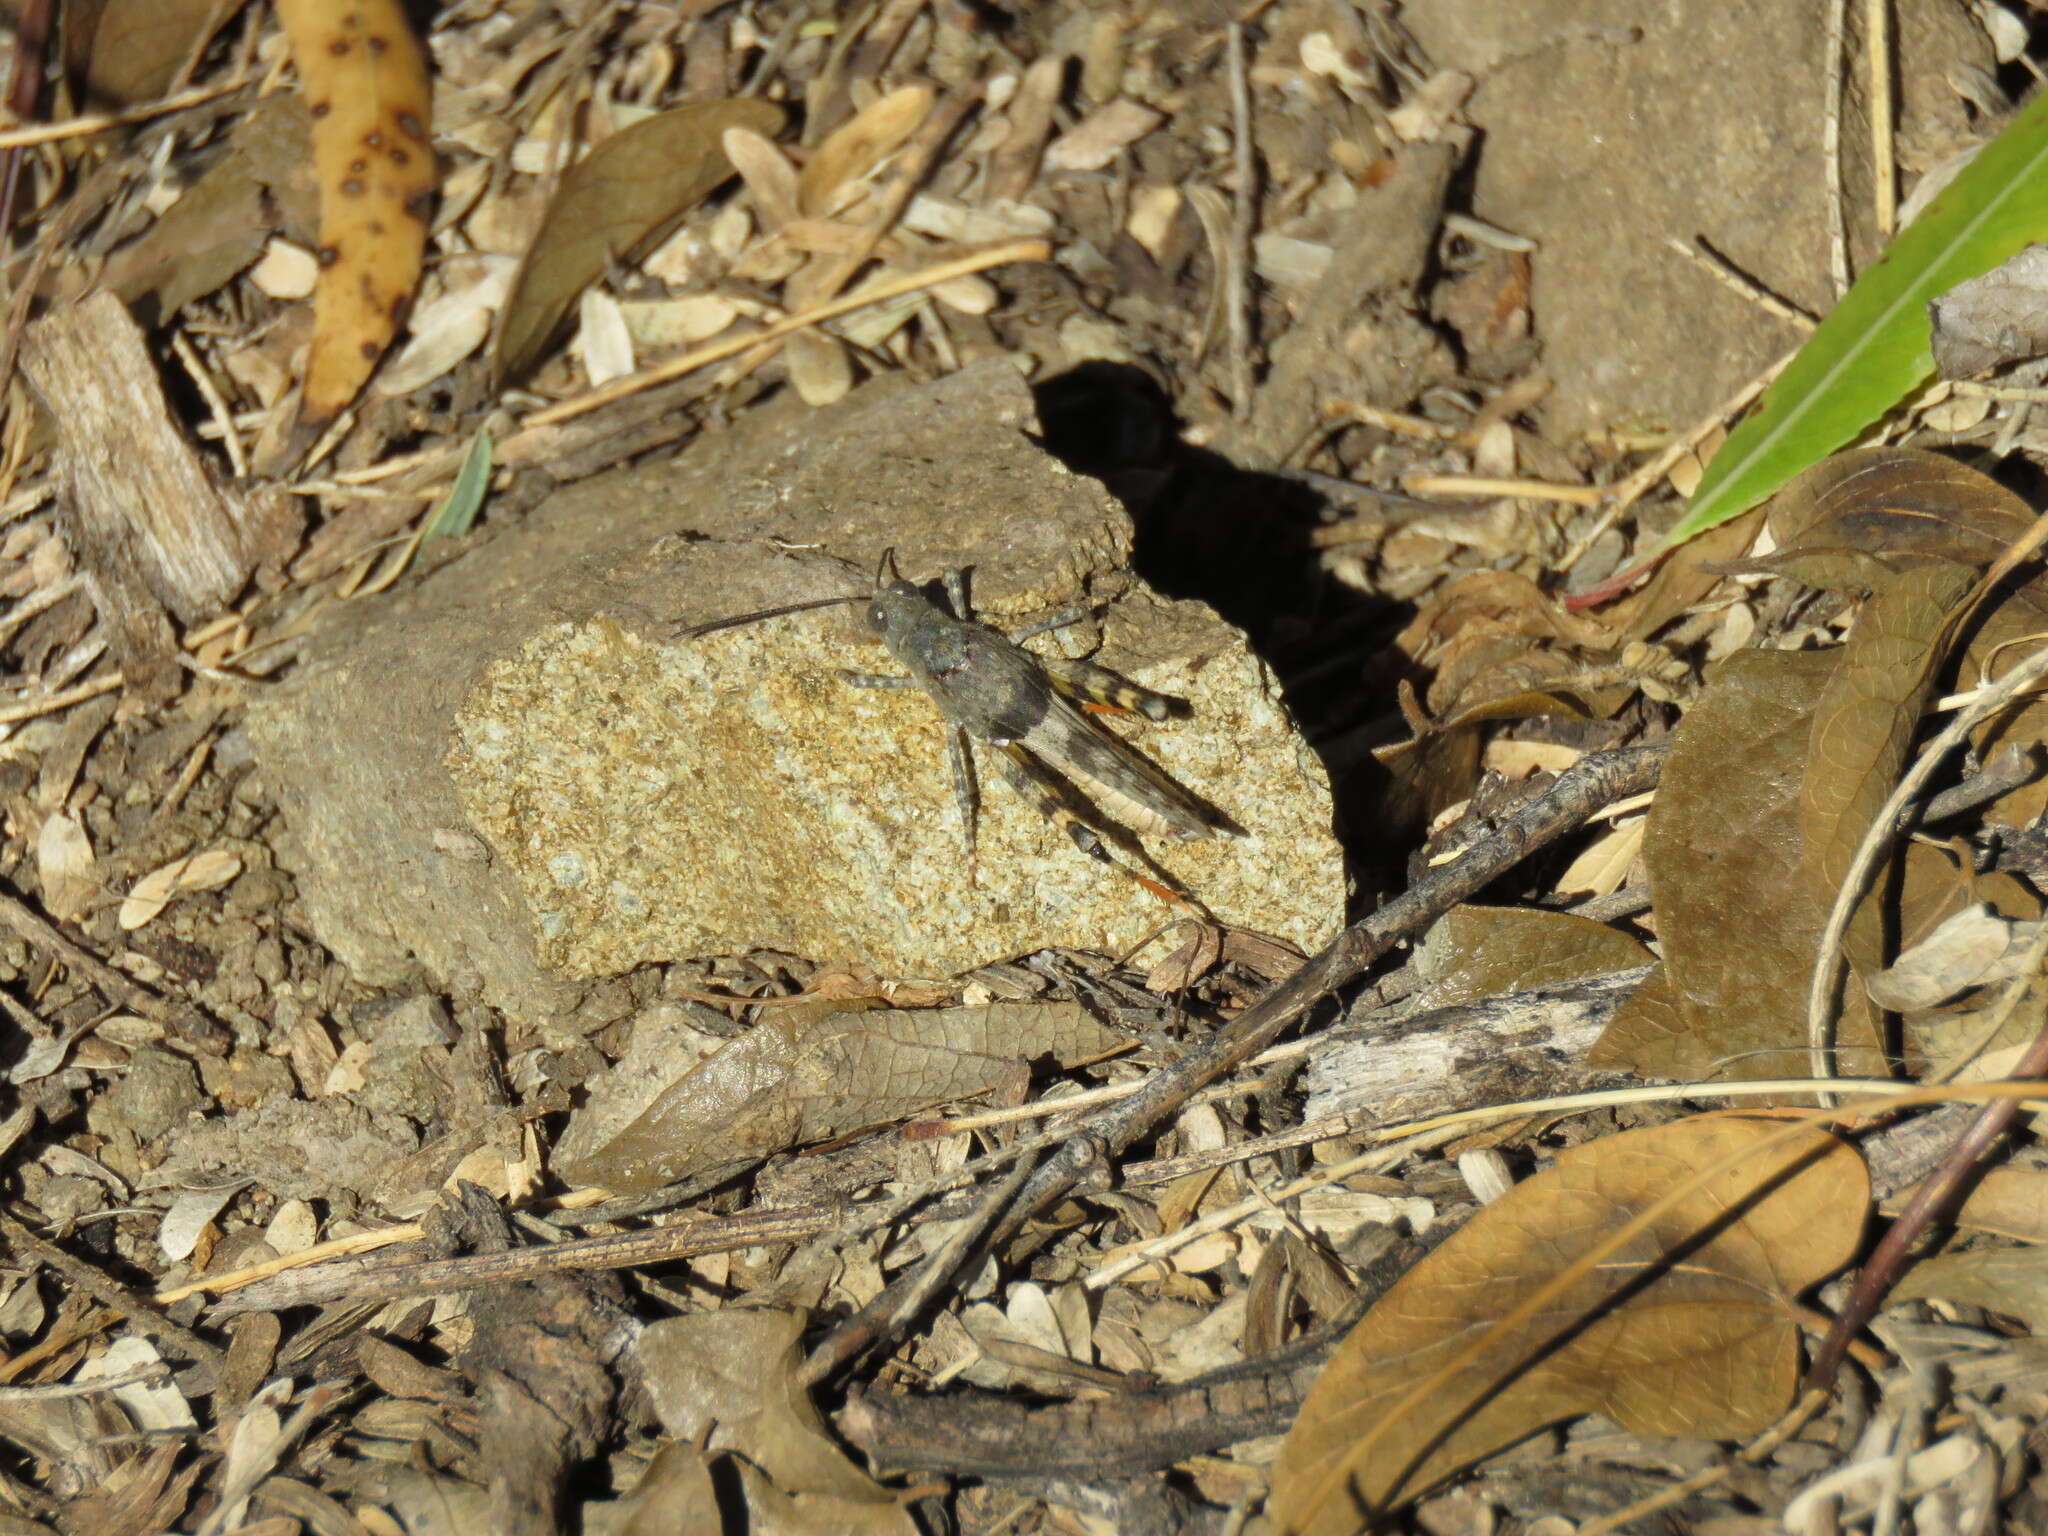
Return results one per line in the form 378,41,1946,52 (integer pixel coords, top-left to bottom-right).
250,363,1345,1033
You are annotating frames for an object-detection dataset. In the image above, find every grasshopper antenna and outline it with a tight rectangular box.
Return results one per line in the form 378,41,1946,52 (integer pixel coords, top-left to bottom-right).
677,593,865,639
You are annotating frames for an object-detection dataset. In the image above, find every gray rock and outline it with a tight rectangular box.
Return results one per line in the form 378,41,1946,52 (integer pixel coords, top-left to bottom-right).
97,1046,203,1143
1404,0,1987,440
251,363,1345,1034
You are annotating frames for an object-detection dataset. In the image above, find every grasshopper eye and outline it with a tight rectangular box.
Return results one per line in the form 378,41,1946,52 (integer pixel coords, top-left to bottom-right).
866,600,889,631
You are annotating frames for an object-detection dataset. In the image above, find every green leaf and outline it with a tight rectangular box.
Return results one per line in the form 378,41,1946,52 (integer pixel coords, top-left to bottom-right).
1658,85,2048,554
425,428,493,539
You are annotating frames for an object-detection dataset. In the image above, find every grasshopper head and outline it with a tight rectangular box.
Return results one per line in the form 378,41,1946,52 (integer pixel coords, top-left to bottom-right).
863,580,928,642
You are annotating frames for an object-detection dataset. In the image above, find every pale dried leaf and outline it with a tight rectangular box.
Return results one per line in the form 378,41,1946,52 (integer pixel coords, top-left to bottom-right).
120,847,244,931
76,1337,193,1431
375,256,516,395
1253,233,1335,290
1045,99,1165,173
1865,904,2026,1010
575,287,637,387
1127,184,1183,260
798,85,934,218
159,1184,239,1263
246,238,319,301
930,274,998,315
784,328,855,406
617,293,745,350
724,125,801,230
37,813,96,923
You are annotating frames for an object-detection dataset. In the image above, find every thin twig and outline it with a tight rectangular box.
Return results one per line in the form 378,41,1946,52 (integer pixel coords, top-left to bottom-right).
171,331,247,480
0,75,252,149
1662,236,1818,329
1404,474,1603,506
1867,0,1896,239
797,1152,1039,1389
1561,347,1796,578
1804,962,2048,1394
1225,23,1256,418
334,238,1053,487
0,1212,225,1373
0,885,218,1050
1824,0,1852,295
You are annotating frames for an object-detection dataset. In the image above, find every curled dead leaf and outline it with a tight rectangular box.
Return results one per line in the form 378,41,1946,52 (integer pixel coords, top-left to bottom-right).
276,0,436,435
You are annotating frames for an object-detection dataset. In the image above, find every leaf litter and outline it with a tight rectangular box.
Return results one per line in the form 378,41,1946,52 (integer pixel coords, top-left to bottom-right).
3,0,2048,1532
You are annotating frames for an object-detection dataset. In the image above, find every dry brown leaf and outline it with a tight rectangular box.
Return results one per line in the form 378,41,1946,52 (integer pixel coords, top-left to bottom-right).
607,1444,724,1536
1911,1165,2048,1241
637,1310,916,1533
36,812,96,924
1597,504,1766,642
1764,446,2035,565
66,0,232,105
555,1001,1122,1194
119,847,244,931
1415,906,1653,1008
1800,556,1977,971
492,98,785,383
1892,1244,2048,1331
797,84,934,219
276,0,436,434
1269,1115,1866,1531
104,96,319,324
1591,647,1887,1080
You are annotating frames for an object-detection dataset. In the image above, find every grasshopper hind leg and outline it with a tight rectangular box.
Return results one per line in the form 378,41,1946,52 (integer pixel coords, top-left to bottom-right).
1035,655,1188,722
992,742,1207,915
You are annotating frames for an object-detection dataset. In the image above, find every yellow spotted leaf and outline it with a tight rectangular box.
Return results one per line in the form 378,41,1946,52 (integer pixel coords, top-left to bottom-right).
275,0,435,434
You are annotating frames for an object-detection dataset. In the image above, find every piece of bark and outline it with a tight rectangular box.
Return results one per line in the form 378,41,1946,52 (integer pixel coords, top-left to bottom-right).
21,292,272,690
441,1184,629,1536
1302,968,1647,1127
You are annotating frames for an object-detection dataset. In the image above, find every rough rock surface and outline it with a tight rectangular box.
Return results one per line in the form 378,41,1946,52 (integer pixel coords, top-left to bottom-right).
250,363,1346,1032
1404,0,1989,440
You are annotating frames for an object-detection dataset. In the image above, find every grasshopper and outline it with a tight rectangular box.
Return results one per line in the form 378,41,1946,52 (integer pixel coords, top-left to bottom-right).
682,552,1236,904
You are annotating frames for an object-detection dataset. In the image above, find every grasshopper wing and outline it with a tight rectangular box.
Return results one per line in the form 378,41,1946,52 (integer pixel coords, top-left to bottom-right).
1018,694,1228,840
